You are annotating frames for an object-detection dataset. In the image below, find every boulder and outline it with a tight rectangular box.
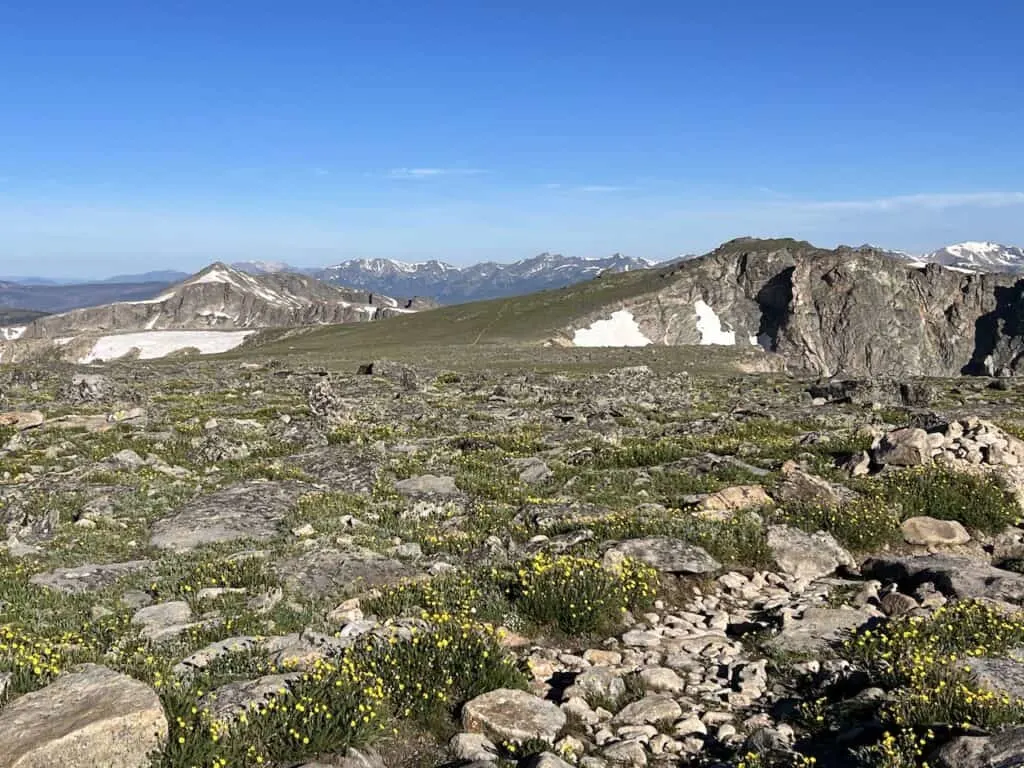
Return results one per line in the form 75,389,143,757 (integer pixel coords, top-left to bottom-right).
0,411,43,431
901,516,971,547
696,485,773,518
462,688,566,744
874,427,930,466
0,664,167,768
771,606,877,653
767,525,855,581
774,462,853,507
934,726,1024,767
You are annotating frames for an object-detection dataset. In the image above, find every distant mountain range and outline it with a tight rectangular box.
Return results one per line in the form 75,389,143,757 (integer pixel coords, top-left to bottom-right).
311,252,654,304
3,243,1023,316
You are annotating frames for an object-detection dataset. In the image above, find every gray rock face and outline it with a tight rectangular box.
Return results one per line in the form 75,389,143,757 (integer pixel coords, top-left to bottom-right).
863,554,1024,603
603,537,721,575
874,428,931,467
150,480,315,552
969,653,1024,700
568,239,1024,378
29,560,153,594
0,664,167,768
462,688,566,744
771,606,877,653
276,546,413,596
393,474,460,497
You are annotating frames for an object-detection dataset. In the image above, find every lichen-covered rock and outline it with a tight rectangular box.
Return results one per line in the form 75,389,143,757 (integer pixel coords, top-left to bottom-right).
0,664,167,768
462,688,566,744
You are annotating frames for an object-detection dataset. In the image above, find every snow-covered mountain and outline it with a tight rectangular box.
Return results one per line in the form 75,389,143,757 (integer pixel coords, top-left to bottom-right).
923,242,1024,273
313,252,654,305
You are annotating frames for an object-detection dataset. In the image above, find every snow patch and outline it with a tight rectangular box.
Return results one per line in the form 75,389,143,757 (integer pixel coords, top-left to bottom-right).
694,300,735,345
1,326,26,341
572,310,651,347
81,331,255,363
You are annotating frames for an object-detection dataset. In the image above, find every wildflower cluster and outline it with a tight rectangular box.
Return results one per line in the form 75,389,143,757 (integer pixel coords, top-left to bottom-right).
852,728,934,768
363,572,509,624
778,497,902,552
844,600,1024,732
154,616,526,767
513,553,658,636
0,624,91,700
149,555,276,602
875,465,1020,534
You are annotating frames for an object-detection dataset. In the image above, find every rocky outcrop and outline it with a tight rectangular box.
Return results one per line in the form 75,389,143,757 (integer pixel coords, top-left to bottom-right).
565,238,1024,378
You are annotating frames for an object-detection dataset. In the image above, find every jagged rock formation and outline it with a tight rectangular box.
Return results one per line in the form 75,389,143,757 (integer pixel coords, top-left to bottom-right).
565,238,1024,378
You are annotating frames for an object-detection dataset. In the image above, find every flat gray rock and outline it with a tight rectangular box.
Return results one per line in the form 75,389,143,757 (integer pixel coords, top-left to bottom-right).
462,688,566,744
150,480,315,552
29,560,153,594
276,546,414,596
394,474,460,497
770,606,877,654
603,536,720,575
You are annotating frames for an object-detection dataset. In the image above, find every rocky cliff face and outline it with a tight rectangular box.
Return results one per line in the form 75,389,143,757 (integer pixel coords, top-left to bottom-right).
16,263,428,339
566,238,1024,378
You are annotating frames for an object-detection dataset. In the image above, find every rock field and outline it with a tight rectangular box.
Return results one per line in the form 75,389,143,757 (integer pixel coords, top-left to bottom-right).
4,360,1024,767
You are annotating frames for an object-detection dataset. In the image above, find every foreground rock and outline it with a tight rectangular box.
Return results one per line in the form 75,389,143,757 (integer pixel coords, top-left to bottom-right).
0,664,167,768
462,688,566,744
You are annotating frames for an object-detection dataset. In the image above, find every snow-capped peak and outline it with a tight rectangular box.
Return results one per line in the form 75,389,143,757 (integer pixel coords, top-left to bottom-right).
925,241,1024,272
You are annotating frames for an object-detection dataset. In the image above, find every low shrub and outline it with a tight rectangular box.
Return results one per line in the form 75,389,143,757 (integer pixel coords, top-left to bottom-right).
512,554,657,636
876,466,1020,535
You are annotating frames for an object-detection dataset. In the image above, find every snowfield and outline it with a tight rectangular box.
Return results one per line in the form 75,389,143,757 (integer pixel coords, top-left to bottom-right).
572,310,652,347
80,331,256,363
694,300,736,345
0,326,26,341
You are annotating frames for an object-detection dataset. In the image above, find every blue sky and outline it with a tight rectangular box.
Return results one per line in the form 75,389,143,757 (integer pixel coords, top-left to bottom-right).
1,0,1022,278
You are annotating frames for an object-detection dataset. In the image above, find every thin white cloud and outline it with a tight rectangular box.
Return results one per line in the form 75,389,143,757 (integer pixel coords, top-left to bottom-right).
387,167,486,180
577,185,630,193
793,191,1024,213
312,168,330,177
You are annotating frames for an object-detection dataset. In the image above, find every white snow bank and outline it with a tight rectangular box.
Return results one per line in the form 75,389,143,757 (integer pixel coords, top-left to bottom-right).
694,300,735,345
572,310,651,347
0,326,26,341
81,331,255,363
